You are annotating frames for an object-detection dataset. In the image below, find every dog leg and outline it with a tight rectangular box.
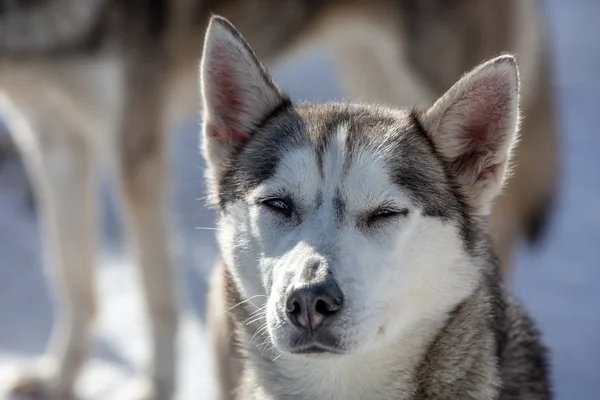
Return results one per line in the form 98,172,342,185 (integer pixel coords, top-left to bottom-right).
113,60,179,400
1,94,98,398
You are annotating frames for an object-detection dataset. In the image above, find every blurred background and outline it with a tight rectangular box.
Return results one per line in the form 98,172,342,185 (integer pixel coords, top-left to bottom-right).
0,0,598,399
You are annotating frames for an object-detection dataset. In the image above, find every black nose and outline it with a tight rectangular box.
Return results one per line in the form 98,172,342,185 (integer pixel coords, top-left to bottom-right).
285,280,344,332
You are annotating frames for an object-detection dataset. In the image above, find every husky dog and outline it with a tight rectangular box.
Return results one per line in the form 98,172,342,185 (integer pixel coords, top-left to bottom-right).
0,0,557,398
201,17,551,400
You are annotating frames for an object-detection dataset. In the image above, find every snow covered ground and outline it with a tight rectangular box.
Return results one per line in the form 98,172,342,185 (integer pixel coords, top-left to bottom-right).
0,0,598,398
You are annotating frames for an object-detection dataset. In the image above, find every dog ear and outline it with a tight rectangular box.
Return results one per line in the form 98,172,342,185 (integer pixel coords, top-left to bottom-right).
421,55,520,214
199,16,289,174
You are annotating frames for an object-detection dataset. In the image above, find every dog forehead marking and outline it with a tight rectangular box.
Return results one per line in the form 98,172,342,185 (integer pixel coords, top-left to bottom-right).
319,122,349,216
259,118,406,221
264,122,351,216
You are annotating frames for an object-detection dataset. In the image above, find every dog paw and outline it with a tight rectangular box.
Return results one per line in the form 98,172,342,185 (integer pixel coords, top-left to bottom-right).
7,366,72,399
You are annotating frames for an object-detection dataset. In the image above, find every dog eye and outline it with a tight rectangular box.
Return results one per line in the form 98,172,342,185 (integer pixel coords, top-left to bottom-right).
366,208,409,226
261,198,293,217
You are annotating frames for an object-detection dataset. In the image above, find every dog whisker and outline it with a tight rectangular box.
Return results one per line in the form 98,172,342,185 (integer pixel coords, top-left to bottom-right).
250,324,269,347
245,314,267,326
224,294,267,315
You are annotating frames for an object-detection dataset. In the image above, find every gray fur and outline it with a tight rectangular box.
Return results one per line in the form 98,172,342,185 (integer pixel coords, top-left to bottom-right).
202,16,551,400
222,265,551,399
212,103,551,400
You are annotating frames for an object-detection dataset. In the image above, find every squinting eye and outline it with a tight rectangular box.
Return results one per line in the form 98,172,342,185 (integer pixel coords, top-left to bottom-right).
261,198,293,217
366,208,409,226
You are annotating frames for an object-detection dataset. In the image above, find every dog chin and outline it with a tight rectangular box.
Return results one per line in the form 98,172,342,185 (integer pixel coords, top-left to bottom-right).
289,345,346,358
270,328,348,356
278,342,348,358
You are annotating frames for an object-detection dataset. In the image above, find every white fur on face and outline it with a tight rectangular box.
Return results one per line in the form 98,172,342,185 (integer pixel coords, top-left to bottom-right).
218,123,480,359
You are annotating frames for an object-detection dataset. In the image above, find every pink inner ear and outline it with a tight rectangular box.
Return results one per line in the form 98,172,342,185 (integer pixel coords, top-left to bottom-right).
465,118,492,146
457,81,509,153
216,68,243,116
209,125,247,145
447,78,512,183
210,43,250,144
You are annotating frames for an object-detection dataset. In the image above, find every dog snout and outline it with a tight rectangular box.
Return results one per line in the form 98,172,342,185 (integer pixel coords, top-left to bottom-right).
285,279,344,333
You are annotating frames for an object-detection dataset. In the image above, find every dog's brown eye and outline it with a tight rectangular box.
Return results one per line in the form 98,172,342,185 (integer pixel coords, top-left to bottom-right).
262,198,293,217
367,208,409,226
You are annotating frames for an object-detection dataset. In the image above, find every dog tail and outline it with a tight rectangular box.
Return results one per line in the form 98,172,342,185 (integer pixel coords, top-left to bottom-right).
0,0,106,55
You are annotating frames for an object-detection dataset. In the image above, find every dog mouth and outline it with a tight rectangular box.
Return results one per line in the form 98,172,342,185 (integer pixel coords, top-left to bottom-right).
289,343,345,355
284,331,346,355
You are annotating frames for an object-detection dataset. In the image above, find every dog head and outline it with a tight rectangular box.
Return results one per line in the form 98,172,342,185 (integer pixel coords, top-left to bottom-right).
200,16,519,357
